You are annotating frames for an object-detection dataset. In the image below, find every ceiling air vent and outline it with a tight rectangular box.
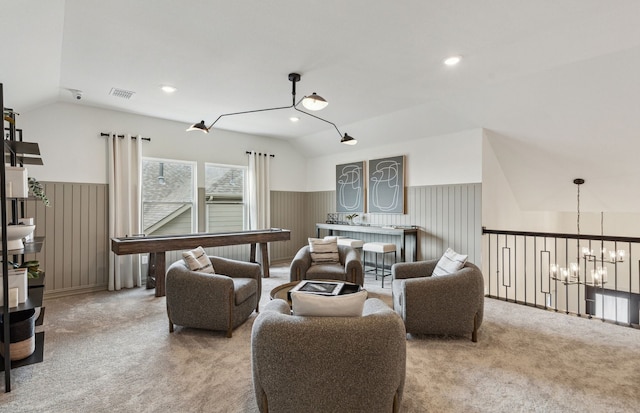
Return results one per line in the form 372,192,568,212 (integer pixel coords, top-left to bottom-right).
109,87,135,99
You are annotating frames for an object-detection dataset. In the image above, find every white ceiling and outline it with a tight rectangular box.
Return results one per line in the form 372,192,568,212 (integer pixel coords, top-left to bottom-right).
2,0,640,212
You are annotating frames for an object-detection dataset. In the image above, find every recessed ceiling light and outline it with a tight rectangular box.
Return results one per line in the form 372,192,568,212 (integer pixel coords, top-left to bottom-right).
444,55,462,66
161,85,177,93
289,116,300,122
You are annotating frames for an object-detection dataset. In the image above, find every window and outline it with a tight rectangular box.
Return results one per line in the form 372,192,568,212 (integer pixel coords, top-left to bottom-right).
142,158,197,236
205,163,246,232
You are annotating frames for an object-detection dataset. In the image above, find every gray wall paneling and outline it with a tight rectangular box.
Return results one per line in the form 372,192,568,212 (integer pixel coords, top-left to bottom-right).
24,182,109,297
29,182,480,297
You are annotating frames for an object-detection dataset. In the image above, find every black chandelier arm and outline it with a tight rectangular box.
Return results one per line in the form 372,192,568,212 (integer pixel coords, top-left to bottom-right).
294,106,343,138
208,103,294,130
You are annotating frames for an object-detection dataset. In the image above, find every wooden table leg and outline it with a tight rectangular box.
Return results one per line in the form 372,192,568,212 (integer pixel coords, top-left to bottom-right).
260,242,270,278
154,251,166,297
250,243,257,263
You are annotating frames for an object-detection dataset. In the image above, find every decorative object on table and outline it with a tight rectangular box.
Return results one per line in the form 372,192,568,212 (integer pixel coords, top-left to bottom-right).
336,161,365,213
0,268,28,304
5,166,28,198
368,155,405,214
28,177,51,206
288,279,362,298
18,217,35,241
0,308,37,360
326,212,338,224
20,260,43,278
8,287,19,308
345,213,359,225
3,224,36,250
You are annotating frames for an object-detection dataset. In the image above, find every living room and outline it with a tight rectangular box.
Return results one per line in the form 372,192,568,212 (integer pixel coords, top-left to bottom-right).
2,1,640,411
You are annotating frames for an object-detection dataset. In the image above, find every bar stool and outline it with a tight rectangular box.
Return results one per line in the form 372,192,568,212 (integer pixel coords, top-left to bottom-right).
362,242,396,287
336,238,364,260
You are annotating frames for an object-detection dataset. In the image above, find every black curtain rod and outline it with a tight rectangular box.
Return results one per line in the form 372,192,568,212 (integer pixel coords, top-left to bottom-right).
100,132,151,142
246,151,275,158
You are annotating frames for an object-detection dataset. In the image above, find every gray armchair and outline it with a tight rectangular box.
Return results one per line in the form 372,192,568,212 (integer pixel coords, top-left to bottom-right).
165,256,261,337
251,298,406,413
290,244,364,285
392,259,484,342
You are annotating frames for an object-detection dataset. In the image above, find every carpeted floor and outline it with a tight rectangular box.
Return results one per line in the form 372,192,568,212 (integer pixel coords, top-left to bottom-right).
2,262,639,412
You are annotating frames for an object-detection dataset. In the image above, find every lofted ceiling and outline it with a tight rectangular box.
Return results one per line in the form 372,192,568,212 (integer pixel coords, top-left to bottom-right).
2,0,640,213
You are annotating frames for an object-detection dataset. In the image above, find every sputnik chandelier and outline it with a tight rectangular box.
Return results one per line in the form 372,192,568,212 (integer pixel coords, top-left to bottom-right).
186,72,356,145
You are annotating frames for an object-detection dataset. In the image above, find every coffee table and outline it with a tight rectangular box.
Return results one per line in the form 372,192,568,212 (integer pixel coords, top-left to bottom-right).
270,280,361,306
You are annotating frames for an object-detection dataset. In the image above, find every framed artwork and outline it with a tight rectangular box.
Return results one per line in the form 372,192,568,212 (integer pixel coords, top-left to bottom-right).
336,161,365,213
368,155,405,214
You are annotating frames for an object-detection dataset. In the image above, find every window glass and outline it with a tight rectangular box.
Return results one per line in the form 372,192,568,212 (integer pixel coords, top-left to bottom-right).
205,163,246,232
142,158,196,236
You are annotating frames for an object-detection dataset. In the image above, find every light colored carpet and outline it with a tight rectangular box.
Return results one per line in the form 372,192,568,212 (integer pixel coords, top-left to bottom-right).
2,262,639,412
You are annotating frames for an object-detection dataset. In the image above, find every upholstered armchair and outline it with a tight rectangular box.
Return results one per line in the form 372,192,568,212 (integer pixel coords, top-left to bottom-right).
251,298,406,413
165,256,261,337
391,259,484,342
289,244,364,285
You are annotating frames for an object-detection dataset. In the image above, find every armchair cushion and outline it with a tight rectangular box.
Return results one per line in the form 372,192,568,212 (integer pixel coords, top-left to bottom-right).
182,246,215,274
233,278,258,305
432,247,467,276
291,290,368,317
308,237,339,263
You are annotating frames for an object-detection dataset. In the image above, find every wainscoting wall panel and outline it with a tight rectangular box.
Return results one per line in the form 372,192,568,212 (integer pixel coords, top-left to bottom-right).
270,191,307,262
24,182,110,297
25,181,480,297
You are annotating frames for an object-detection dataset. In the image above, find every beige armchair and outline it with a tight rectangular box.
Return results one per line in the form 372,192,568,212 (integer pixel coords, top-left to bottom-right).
165,256,261,337
392,259,484,342
251,298,406,413
289,244,364,285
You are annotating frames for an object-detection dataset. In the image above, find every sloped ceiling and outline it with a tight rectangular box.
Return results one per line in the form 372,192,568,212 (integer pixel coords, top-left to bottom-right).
2,0,640,212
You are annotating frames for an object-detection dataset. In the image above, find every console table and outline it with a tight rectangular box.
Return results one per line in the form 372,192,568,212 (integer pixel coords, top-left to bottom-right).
315,223,418,262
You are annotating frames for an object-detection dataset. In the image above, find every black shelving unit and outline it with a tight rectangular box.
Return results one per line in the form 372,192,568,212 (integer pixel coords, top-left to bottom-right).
2,83,46,391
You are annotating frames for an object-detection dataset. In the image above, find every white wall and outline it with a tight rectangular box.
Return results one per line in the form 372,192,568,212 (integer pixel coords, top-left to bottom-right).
482,129,640,237
305,128,483,192
19,102,308,191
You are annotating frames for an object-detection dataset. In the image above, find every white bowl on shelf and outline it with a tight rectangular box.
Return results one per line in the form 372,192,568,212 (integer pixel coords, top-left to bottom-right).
3,224,36,250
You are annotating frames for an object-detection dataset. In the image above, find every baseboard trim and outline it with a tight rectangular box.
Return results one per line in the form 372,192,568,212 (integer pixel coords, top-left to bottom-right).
44,284,108,299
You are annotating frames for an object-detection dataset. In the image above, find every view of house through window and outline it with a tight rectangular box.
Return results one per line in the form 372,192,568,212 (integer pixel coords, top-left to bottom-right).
205,163,246,233
142,158,196,236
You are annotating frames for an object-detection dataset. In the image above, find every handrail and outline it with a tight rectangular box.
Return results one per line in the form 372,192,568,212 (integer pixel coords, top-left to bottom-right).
482,227,640,244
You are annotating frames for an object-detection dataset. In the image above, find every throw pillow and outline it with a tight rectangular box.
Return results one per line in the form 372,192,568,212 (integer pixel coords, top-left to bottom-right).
291,290,368,317
182,246,215,274
432,247,468,276
308,237,339,264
